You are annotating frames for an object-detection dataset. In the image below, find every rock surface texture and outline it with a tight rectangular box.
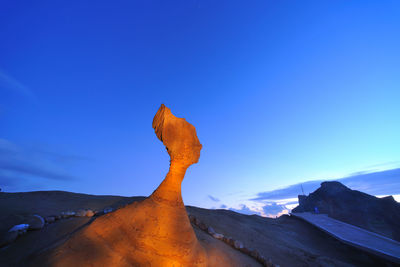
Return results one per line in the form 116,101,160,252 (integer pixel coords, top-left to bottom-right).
293,181,400,241
38,104,247,267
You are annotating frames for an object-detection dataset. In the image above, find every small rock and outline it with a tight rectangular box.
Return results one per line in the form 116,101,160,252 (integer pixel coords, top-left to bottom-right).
75,209,87,217
250,249,260,259
61,211,76,218
27,215,45,230
240,247,251,255
45,216,55,223
258,255,266,263
86,209,94,217
103,207,113,214
188,214,196,223
212,233,224,240
233,240,244,249
207,226,216,235
0,231,18,247
198,222,207,231
8,224,29,232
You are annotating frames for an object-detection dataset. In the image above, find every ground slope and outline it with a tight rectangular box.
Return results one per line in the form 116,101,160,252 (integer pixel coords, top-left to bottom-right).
0,191,395,267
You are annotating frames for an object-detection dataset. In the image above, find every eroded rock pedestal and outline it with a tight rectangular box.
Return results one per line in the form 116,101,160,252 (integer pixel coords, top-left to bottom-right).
45,105,208,266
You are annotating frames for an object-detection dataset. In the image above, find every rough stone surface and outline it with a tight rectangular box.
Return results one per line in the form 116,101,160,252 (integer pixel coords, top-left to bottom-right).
41,105,244,266
292,181,400,241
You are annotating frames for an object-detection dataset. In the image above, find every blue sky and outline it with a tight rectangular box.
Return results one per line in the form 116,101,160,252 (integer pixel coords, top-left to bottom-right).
1,1,400,214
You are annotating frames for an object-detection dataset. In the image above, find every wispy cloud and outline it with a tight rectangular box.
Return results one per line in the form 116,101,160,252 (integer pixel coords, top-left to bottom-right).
0,139,80,191
0,69,36,100
208,195,220,202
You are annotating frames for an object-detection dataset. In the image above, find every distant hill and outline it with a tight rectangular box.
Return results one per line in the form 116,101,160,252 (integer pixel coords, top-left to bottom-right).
253,168,400,202
292,181,400,241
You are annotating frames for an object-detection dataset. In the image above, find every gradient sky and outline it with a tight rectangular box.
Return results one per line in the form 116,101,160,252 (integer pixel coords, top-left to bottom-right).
1,1,400,212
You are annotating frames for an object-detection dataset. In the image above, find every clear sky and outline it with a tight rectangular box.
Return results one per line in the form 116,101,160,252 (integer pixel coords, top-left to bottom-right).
1,1,399,212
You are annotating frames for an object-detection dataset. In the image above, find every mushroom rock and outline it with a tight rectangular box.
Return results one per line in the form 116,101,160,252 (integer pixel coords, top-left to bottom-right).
44,104,208,266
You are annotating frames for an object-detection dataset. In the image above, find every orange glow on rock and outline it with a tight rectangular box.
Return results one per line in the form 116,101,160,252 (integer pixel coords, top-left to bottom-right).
46,104,211,266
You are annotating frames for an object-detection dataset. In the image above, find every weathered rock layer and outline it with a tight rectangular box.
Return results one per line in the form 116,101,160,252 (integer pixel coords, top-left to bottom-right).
40,105,218,266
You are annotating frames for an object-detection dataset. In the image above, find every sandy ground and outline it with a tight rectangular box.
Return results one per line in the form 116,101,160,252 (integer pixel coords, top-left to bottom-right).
0,191,396,267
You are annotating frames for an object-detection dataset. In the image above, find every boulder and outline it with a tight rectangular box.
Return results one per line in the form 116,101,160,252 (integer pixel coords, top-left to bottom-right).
86,209,94,217
207,226,216,235
8,224,29,232
27,215,45,230
212,233,224,240
75,209,87,217
233,240,244,249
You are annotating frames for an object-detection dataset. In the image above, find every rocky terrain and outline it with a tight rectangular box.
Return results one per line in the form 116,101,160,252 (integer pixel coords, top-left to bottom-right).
292,181,400,242
0,190,395,267
0,106,397,266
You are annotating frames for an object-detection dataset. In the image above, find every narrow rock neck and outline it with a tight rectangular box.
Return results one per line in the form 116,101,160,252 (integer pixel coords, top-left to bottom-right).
150,161,189,205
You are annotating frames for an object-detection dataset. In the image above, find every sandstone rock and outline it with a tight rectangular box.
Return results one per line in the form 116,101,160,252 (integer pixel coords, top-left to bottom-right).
258,255,266,264
207,226,216,235
27,215,45,230
212,233,224,240
75,209,87,217
227,238,236,247
0,231,18,248
266,258,274,267
46,105,211,266
250,249,260,259
86,209,94,217
240,246,251,254
233,240,244,249
198,221,208,231
61,211,75,218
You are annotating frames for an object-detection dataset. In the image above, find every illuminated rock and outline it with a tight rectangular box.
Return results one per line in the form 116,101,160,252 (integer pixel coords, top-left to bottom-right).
46,104,207,266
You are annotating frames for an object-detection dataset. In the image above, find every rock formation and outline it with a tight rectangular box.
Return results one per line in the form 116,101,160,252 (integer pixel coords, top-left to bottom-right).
42,104,209,266
293,181,400,241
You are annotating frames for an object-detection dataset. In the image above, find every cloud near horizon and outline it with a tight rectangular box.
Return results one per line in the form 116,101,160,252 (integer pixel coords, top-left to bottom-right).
221,168,400,218
208,195,220,202
0,139,79,191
